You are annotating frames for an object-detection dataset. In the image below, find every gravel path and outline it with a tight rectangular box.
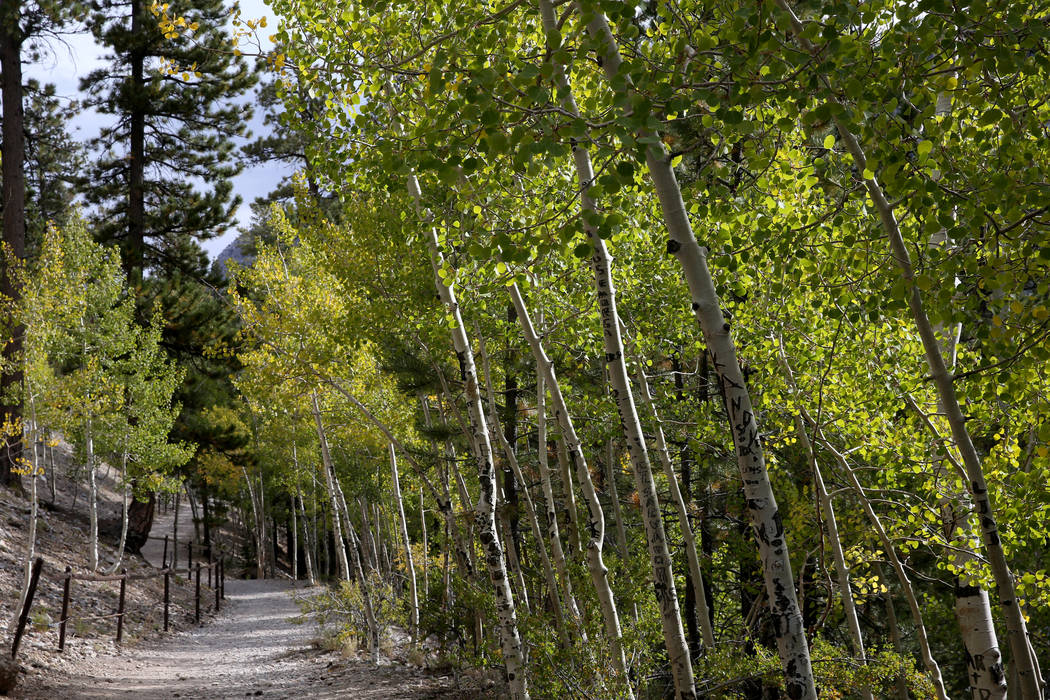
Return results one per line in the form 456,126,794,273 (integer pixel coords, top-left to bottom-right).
18,579,459,699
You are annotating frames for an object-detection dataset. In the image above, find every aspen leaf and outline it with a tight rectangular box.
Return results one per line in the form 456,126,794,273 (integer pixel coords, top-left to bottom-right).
822,134,835,149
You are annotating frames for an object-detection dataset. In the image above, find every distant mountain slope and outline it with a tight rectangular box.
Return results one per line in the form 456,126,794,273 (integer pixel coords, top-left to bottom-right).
212,236,255,279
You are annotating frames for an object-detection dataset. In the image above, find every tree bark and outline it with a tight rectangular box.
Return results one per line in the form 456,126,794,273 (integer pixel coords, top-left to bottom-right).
773,4,1041,694
421,487,429,599
407,174,528,699
536,372,584,634
537,4,694,692
109,451,131,574
389,444,419,640
605,441,629,559
777,348,872,700
502,304,523,578
298,489,315,585
636,366,716,650
809,420,948,700
478,326,571,648
0,0,25,489
126,0,145,287
358,497,379,576
510,282,632,697
575,8,817,696
312,393,351,582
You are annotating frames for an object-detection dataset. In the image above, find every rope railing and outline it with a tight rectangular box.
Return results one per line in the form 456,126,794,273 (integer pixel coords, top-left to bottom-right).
10,553,226,661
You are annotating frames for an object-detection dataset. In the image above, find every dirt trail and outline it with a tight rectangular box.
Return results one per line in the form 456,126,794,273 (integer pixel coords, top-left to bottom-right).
17,579,459,699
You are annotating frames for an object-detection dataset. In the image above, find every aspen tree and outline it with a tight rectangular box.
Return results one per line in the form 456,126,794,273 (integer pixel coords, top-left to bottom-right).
406,172,529,698
774,3,1042,693
509,282,632,696
477,325,571,648
565,5,817,695
635,366,715,650
534,4,695,694
388,443,419,641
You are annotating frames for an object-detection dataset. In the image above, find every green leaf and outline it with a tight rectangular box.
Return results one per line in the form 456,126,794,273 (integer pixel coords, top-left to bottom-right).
823,134,836,149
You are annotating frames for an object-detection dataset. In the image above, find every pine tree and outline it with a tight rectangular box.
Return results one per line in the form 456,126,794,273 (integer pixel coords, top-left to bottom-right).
80,0,256,286
21,80,84,245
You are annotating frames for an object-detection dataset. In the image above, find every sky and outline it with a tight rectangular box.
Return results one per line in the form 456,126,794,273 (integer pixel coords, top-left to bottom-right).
26,0,290,262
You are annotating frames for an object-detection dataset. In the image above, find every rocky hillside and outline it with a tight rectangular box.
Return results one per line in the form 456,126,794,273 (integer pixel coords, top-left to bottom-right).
0,441,208,695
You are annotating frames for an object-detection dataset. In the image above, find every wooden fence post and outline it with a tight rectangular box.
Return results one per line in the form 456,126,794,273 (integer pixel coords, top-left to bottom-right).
116,569,127,644
195,563,201,624
188,541,193,578
215,565,220,612
58,566,72,651
220,557,225,600
162,535,168,568
208,549,213,588
11,557,44,659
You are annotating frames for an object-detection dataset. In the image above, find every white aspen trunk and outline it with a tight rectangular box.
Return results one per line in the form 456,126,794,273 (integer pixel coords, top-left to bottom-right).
419,396,477,579
536,373,584,633
389,444,419,641
11,403,40,632
378,504,392,579
421,488,429,599
606,442,629,559
809,420,949,699
554,433,583,558
329,454,377,645
879,564,911,700
577,8,817,696
108,449,131,574
312,393,351,582
407,175,528,699
774,4,1041,694
312,470,321,578
536,4,694,690
435,391,478,517
314,378,471,584
240,463,265,578
926,144,1006,698
298,489,315,585
922,326,1006,699
359,497,380,576
88,415,99,572
435,391,480,573
260,469,271,578
776,348,872,700
291,492,298,582
500,499,530,613
509,283,633,696
478,327,571,648
343,501,380,663
292,444,309,583
173,490,180,569
636,366,716,650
